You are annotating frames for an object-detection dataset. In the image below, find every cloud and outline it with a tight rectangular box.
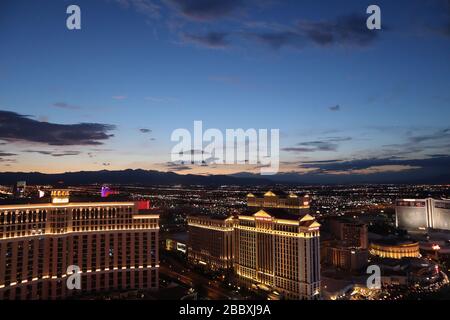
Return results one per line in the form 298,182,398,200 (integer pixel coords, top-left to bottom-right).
22,149,81,157
408,128,450,144
284,142,337,152
282,146,329,153
298,14,380,47
244,31,302,50
113,0,161,19
247,14,381,50
165,161,192,171
140,128,152,133
0,152,16,157
301,159,342,164
182,32,229,48
339,165,421,175
112,1,381,51
51,151,81,157
174,149,208,156
22,150,53,155
167,0,244,21
52,102,80,110
0,110,115,146
329,104,341,111
112,95,127,100
0,158,16,163
283,137,351,153
299,155,450,176
380,128,450,158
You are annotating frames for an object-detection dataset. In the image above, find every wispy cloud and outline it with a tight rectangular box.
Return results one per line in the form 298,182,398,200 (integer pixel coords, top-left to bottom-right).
165,161,192,172
182,32,229,48
244,31,302,50
299,155,450,177
329,104,341,111
297,14,380,47
51,151,81,157
283,137,352,153
245,14,382,50
112,95,127,100
167,0,244,21
113,0,161,19
23,150,81,157
52,102,81,110
0,152,17,157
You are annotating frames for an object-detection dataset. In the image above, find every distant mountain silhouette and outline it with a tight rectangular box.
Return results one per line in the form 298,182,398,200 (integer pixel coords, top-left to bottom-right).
231,171,450,185
0,168,448,187
0,169,274,186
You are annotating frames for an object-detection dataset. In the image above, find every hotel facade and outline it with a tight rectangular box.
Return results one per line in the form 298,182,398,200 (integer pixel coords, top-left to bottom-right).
234,209,321,300
369,240,420,259
0,190,159,300
187,216,234,270
187,191,321,300
396,198,450,232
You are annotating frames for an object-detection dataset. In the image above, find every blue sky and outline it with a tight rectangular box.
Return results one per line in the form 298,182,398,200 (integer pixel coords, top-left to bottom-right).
0,0,449,180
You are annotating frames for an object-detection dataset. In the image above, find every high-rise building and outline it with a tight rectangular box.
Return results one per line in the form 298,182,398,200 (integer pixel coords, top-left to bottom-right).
396,198,450,232
325,219,369,272
13,181,26,198
330,219,368,249
326,247,368,272
186,191,321,300
234,208,321,300
187,215,234,270
0,189,159,300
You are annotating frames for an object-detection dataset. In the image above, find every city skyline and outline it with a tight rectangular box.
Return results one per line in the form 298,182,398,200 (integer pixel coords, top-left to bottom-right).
1,0,450,183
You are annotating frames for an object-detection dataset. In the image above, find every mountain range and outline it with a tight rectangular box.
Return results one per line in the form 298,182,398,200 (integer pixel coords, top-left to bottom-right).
0,168,448,186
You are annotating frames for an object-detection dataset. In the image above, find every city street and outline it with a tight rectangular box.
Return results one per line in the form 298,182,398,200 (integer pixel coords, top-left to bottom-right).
160,254,237,300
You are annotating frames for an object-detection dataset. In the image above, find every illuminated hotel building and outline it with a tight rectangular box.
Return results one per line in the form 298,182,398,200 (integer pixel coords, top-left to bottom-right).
396,198,450,232
369,240,420,259
0,190,159,300
326,247,368,272
247,191,310,214
234,209,321,300
187,216,234,269
330,219,368,249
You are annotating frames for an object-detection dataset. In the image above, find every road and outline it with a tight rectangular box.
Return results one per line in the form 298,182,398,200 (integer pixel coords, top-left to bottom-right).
159,253,240,300
160,265,233,300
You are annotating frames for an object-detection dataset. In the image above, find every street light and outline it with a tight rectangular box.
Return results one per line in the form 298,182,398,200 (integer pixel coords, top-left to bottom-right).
432,244,441,261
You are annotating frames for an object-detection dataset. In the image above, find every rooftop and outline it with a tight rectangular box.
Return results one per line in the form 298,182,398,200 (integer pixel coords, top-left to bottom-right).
239,208,320,227
247,190,308,199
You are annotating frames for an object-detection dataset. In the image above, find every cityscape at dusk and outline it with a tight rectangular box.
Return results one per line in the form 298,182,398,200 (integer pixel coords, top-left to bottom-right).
1,0,450,314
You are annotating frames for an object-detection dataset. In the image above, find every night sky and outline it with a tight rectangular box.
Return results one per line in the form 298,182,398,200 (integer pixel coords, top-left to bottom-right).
0,0,449,182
